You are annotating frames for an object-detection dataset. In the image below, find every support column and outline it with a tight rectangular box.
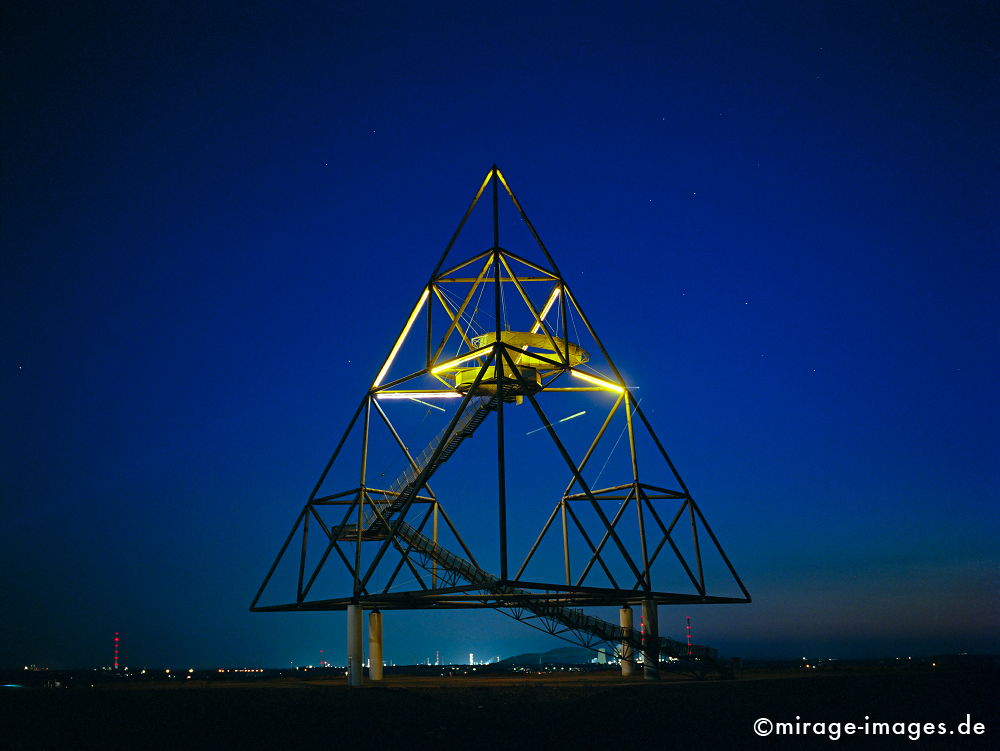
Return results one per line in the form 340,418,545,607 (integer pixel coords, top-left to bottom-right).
368,610,383,681
346,604,363,687
619,605,635,677
642,598,660,681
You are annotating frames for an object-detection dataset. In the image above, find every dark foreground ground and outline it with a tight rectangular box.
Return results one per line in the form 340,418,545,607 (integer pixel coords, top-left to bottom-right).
2,667,996,750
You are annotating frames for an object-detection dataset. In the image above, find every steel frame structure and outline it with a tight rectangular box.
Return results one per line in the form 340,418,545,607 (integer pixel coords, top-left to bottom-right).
251,167,750,664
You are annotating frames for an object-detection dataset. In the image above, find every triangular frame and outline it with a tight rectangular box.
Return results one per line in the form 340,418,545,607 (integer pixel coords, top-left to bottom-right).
251,167,750,663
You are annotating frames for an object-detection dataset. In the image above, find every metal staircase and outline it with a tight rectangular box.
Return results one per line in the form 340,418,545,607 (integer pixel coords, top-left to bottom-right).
393,519,716,663
363,395,495,535
346,395,719,666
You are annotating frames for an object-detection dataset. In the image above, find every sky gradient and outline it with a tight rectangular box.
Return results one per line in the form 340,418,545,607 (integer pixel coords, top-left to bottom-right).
2,0,997,668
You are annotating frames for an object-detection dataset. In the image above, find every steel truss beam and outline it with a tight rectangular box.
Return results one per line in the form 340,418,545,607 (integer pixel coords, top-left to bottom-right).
252,167,749,673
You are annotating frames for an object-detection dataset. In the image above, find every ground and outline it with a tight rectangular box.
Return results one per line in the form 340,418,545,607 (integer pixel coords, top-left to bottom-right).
1,667,996,749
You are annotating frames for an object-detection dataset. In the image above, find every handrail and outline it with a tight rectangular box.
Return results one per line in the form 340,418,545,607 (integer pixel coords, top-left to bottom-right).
354,394,718,664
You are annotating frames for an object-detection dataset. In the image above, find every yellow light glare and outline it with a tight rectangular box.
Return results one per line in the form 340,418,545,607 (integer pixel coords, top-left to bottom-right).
529,287,561,334
570,370,624,393
375,392,463,400
495,168,511,193
373,288,430,387
430,346,492,374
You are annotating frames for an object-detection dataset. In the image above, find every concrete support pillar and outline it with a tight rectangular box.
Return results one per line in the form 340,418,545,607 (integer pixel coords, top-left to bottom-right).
368,610,383,681
619,605,635,677
346,604,363,687
642,598,660,681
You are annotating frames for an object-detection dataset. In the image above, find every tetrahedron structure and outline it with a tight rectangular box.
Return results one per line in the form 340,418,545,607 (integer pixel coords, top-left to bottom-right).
251,167,750,674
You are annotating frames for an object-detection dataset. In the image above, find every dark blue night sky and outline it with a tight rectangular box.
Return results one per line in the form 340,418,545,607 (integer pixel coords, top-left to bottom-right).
2,1,997,669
